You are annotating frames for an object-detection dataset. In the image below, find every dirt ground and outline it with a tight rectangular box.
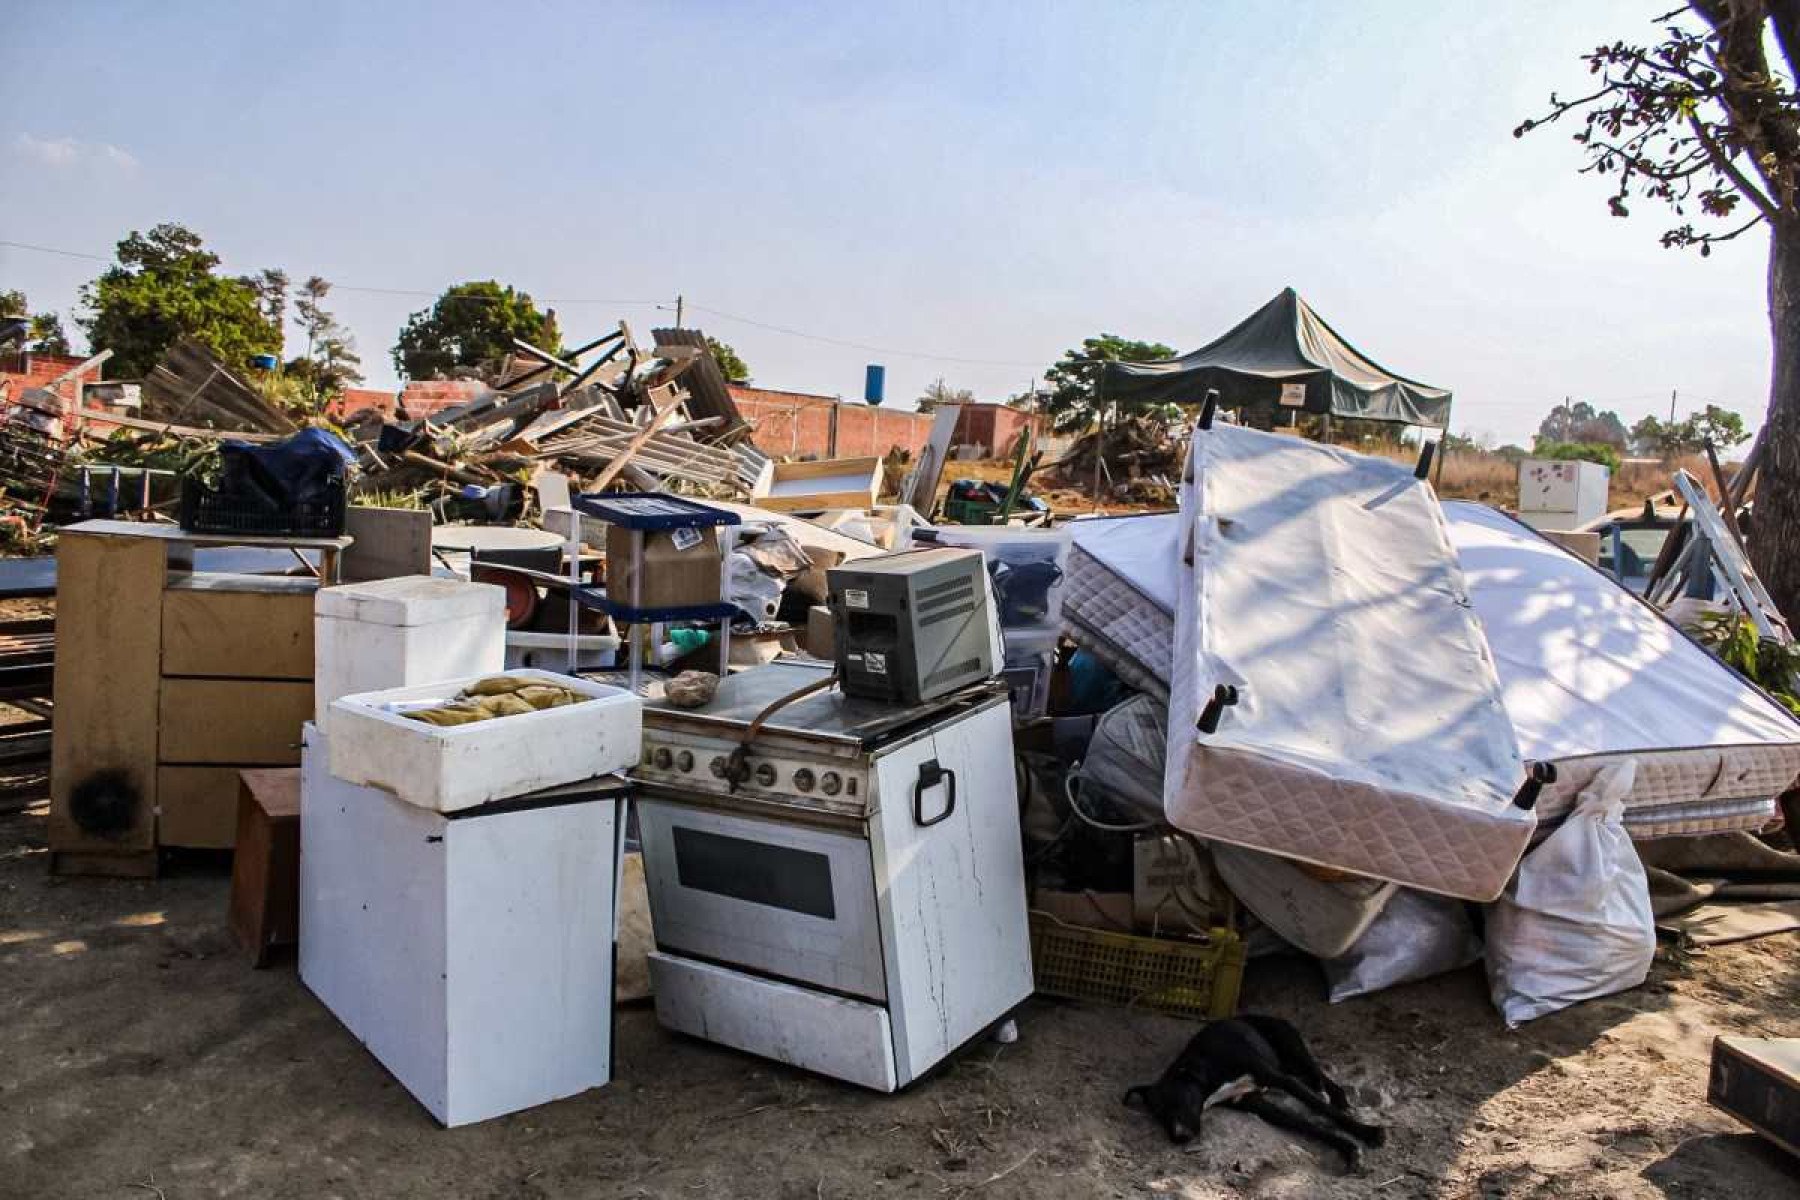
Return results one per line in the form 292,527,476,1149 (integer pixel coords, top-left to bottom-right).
3,800,1796,1200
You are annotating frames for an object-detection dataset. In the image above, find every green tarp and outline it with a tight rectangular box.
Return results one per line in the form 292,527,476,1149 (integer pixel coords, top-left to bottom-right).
1102,288,1451,429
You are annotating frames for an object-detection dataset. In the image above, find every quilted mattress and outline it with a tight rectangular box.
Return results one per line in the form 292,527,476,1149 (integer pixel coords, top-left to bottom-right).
1066,502,1798,843
1163,424,1533,902
1442,501,1800,838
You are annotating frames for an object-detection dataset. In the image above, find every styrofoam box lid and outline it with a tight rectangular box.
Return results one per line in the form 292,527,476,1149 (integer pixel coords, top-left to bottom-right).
316,575,506,627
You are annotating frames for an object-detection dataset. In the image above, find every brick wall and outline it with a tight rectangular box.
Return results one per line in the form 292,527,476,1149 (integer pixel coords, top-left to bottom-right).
0,351,102,412
330,387,399,420
729,385,934,459
399,380,489,418
951,403,1045,456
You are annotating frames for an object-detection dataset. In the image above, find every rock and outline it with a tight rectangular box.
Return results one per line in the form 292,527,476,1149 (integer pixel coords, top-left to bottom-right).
664,671,719,708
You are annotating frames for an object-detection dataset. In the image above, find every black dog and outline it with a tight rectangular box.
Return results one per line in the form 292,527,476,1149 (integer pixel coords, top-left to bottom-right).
1123,1015,1384,1170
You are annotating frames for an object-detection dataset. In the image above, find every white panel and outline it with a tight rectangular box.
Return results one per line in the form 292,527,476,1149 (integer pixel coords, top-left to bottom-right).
443,798,618,1126
299,729,452,1121
635,800,886,1000
871,702,1033,1085
648,952,898,1092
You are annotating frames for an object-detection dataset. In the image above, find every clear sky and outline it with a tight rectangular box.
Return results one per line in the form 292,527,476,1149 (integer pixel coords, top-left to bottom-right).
0,2,1774,447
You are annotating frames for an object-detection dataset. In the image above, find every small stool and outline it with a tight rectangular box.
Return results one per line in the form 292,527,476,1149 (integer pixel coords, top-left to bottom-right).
228,767,301,967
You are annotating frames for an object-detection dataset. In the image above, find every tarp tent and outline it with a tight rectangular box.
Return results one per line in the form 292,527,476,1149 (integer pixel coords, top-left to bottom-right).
1102,288,1452,429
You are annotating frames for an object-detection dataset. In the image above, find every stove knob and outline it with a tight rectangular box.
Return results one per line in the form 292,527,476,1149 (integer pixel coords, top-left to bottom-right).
652,747,673,770
819,771,842,796
676,750,694,773
792,768,815,793
753,762,778,788
709,755,728,778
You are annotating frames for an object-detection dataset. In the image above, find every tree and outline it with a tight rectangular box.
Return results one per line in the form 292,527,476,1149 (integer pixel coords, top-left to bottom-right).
245,268,290,348
918,377,976,408
1533,439,1623,472
392,280,561,380
289,276,363,406
706,336,750,383
1517,2,1800,627
27,312,71,356
1,289,74,355
1041,333,1176,432
1536,399,1628,449
1630,403,1752,457
78,223,280,377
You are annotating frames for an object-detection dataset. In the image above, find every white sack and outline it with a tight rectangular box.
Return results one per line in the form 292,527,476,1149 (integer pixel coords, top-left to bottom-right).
728,551,785,621
1484,761,1655,1027
1323,888,1482,1003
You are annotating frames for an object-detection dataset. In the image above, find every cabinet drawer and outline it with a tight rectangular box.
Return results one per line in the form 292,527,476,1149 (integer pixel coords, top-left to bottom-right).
157,765,244,848
162,578,315,679
158,679,311,764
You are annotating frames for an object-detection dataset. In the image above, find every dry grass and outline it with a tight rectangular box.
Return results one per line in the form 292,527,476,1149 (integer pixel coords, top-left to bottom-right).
1413,450,1718,513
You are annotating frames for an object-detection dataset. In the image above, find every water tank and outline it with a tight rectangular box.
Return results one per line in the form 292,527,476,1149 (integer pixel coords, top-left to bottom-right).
251,353,280,371
864,364,885,406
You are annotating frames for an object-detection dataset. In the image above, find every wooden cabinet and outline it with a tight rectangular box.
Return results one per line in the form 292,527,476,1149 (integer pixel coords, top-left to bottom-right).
49,521,350,875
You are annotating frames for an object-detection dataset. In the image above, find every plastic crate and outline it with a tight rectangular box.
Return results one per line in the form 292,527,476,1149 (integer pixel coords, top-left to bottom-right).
1028,911,1245,1020
179,473,347,537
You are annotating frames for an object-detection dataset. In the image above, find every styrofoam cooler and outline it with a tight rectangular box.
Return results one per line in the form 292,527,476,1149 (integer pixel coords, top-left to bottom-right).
326,668,642,812
314,576,507,726
299,725,626,1126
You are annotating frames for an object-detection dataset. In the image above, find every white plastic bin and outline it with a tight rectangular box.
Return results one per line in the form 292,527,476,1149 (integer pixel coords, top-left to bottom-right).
326,668,642,812
314,576,507,727
916,526,1072,634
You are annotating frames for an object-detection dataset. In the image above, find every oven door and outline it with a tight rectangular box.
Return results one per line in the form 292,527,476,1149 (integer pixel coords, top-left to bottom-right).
635,798,886,1002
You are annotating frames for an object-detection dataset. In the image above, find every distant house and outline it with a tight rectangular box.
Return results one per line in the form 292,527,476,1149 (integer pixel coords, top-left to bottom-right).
0,350,106,413
728,385,935,459
950,402,1046,457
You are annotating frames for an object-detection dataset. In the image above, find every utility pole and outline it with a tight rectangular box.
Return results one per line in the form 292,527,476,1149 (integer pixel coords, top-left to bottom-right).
1669,388,1678,423
674,294,684,330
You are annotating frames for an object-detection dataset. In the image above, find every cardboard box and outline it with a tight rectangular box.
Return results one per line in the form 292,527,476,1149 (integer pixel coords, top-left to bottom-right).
605,526,722,611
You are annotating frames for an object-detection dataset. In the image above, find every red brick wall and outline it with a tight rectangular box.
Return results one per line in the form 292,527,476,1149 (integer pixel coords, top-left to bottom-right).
399,380,489,418
330,387,399,420
951,404,1045,456
729,386,933,459
0,351,101,412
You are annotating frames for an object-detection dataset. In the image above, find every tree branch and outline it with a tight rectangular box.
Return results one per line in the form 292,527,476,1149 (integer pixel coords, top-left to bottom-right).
1690,113,1782,219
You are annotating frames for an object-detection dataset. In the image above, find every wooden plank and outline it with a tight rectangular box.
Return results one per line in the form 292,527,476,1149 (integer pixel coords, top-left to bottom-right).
157,679,312,764
156,765,248,848
162,577,316,679
586,396,683,493
48,530,166,857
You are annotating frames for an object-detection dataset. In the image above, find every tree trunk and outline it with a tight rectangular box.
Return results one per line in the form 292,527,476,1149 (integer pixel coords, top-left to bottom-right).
1755,220,1800,631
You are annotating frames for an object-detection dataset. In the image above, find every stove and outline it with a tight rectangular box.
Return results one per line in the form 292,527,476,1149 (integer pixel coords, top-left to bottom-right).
630,659,1033,1091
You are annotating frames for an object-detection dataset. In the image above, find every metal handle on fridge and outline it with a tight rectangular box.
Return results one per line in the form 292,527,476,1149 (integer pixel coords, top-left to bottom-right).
913,759,957,828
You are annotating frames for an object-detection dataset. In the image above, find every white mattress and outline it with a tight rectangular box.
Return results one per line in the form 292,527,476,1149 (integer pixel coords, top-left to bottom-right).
1443,500,1800,836
1163,425,1534,902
